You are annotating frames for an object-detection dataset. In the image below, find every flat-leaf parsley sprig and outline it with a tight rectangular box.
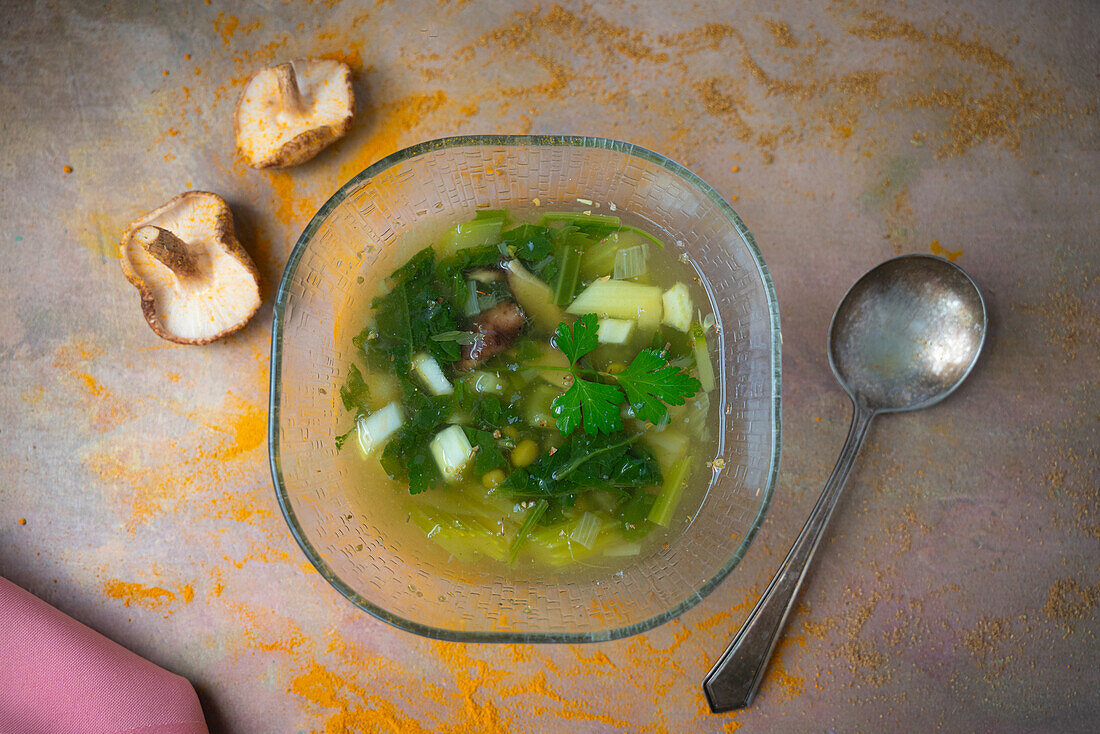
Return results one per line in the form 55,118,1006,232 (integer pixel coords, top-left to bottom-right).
548,314,702,436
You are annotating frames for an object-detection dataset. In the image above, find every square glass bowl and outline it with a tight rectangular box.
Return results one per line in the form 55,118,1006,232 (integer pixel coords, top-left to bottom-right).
269,135,781,642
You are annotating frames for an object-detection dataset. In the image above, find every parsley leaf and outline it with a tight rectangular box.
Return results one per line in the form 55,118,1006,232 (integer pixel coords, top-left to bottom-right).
463,427,508,475
552,313,599,364
334,425,355,452
339,364,371,413
616,348,703,424
552,378,624,436
548,313,625,435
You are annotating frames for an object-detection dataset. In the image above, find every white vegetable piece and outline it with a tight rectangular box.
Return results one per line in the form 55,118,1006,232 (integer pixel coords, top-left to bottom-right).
661,282,693,333
566,279,663,332
411,352,453,395
596,318,635,344
356,402,405,456
429,425,474,482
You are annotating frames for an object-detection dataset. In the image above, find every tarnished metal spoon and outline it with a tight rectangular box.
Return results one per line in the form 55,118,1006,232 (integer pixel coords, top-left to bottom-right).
704,255,987,712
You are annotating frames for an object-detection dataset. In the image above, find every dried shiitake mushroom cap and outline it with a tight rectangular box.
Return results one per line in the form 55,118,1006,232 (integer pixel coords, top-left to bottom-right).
235,58,354,168
119,191,261,345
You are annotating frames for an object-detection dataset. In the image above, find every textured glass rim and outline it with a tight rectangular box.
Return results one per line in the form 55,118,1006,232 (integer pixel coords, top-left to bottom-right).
268,134,782,643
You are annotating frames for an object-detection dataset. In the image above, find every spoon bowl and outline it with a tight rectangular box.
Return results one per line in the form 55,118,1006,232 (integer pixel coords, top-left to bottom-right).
830,255,987,412
704,254,986,712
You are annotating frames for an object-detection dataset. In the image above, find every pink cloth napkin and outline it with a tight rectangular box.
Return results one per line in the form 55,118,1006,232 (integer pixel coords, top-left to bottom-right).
0,577,209,734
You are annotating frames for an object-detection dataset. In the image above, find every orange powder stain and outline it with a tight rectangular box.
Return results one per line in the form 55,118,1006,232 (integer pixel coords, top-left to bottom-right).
210,491,271,522
53,343,135,431
83,390,269,530
265,171,317,228
336,91,452,183
214,12,240,46
930,239,963,261
76,371,104,396
290,663,436,734
102,580,193,613
216,393,266,460
431,642,509,732
323,45,364,70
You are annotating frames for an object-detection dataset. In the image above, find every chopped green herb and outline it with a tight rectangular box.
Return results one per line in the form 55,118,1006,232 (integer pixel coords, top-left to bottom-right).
547,314,701,435
339,364,371,413
616,349,702,425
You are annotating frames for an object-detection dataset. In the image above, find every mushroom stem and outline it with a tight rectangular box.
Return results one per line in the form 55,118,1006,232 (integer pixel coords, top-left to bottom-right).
274,62,306,115
134,225,200,280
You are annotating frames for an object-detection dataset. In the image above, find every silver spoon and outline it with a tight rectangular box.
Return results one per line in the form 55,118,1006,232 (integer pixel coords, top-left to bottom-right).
704,254,987,712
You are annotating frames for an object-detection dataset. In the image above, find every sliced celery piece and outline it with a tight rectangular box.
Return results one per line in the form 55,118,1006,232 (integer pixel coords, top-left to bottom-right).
443,218,503,255
539,212,621,227
691,321,716,392
613,244,648,280
411,352,453,396
566,279,663,333
356,402,404,456
463,280,480,317
473,209,509,222
552,233,586,306
580,232,623,280
648,454,692,527
429,425,474,482
510,498,549,560
569,512,602,549
661,282,693,333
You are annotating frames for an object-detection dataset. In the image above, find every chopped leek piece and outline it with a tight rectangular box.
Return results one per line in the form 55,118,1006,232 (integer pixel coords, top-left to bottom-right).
356,402,405,456
596,318,635,344
691,321,716,392
569,512,602,549
503,259,566,334
510,498,549,560
566,279,663,333
429,424,474,482
648,454,692,527
411,352,453,396
613,244,648,280
661,282,693,333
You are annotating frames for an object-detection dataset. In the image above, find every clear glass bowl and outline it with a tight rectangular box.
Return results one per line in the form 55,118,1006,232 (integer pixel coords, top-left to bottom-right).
269,135,781,642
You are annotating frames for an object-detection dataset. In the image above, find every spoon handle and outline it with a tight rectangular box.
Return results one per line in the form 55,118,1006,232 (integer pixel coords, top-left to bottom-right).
703,403,875,712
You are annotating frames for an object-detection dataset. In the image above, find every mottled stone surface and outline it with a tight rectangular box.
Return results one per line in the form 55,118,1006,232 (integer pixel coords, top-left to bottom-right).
1,1,1096,731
